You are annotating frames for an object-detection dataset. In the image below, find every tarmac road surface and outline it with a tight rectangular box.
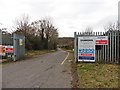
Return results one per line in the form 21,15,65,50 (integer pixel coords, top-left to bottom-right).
2,49,71,88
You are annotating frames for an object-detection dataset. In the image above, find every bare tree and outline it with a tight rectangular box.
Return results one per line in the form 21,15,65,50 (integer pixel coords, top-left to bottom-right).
14,14,33,49
82,26,93,35
85,26,93,32
13,15,58,50
25,17,58,50
14,14,31,36
104,22,119,32
39,18,58,49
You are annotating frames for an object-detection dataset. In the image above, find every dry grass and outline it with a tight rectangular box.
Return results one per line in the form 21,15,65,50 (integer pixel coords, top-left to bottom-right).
67,52,74,61
25,50,56,57
65,50,79,88
77,63,119,88
57,49,119,88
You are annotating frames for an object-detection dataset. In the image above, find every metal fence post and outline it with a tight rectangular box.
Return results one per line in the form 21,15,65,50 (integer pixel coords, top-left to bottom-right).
13,33,17,61
23,36,25,57
98,50,99,63
115,31,117,63
74,32,77,63
107,32,109,63
112,31,114,63
104,45,106,63
118,31,120,64
110,32,112,63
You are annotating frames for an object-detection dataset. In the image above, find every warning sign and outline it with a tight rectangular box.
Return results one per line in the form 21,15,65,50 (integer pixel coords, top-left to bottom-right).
5,46,13,53
96,36,108,45
78,37,95,62
19,39,23,46
77,35,108,62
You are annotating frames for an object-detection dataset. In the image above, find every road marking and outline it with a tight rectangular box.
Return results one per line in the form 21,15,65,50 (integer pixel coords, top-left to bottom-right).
61,52,69,65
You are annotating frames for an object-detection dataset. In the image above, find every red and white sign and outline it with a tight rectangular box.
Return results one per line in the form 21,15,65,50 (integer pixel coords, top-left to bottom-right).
0,45,5,56
96,40,108,45
80,54,93,56
5,46,13,53
96,36,108,45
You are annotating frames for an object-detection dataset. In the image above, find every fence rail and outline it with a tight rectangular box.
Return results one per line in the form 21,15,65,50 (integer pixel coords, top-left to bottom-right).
2,33,13,45
74,31,120,64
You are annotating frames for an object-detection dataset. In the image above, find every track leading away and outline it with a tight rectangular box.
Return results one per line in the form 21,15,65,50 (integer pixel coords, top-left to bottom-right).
2,49,71,88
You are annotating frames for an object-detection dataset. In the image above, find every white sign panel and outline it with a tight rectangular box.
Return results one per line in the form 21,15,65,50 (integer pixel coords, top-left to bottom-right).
96,36,108,45
78,36,95,62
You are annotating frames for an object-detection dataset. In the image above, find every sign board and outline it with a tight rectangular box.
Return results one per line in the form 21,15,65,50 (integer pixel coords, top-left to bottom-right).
78,36,95,62
0,45,5,56
5,46,13,53
96,36,108,45
19,39,23,46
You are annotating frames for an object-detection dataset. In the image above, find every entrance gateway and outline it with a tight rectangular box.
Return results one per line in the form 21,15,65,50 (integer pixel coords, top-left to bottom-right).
0,32,25,61
78,35,108,62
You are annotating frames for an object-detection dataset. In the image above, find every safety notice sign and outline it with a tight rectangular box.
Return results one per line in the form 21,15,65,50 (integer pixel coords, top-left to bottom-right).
78,36,95,62
96,36,108,45
5,46,13,53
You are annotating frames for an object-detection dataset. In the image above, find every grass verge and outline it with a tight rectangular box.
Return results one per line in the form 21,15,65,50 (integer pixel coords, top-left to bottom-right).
77,63,119,88
66,50,119,88
65,49,79,88
25,50,56,58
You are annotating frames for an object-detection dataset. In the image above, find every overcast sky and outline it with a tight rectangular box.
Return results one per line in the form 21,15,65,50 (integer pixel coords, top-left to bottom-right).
0,0,119,37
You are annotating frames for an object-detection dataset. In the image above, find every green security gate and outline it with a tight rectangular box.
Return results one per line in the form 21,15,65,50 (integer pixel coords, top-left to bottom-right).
1,32,25,61
13,34,25,61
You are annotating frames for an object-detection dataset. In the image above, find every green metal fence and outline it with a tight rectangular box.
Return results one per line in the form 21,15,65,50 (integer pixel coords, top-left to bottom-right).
1,32,25,61
74,31,120,64
13,34,25,61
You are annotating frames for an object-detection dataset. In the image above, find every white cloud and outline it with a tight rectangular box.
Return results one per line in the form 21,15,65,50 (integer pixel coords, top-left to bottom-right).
0,0,119,37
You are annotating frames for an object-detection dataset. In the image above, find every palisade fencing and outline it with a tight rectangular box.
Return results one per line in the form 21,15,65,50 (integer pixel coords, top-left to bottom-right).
2,33,25,61
2,33,13,46
13,34,25,61
74,30,120,64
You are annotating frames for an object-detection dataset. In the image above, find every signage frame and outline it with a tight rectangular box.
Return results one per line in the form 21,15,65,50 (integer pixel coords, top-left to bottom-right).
96,36,108,45
78,36,96,62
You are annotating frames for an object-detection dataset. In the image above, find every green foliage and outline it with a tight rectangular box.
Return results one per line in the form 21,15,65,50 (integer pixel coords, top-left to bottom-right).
60,45,71,50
